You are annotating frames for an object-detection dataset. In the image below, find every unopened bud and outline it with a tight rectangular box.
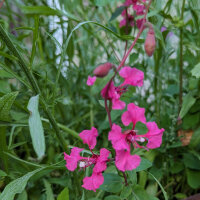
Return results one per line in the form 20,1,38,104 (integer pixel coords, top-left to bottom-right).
144,27,156,57
93,62,113,78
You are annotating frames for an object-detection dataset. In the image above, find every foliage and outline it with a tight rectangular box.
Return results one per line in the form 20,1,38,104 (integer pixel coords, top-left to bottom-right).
0,0,200,199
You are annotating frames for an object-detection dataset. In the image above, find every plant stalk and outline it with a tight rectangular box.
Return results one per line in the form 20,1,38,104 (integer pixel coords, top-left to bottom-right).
0,24,68,152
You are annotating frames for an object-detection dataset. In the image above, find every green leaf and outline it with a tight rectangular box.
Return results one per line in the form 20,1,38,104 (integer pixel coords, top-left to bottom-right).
0,168,43,200
0,169,7,177
94,0,115,6
120,185,132,198
104,196,121,200
133,185,158,200
0,91,18,122
179,93,196,119
43,179,55,200
147,172,168,200
190,128,200,148
183,153,200,170
0,69,14,78
174,193,187,199
136,158,152,172
110,6,125,21
16,190,28,200
27,95,45,159
191,62,200,78
99,173,123,193
21,6,63,16
135,122,148,135
186,169,200,189
57,187,69,200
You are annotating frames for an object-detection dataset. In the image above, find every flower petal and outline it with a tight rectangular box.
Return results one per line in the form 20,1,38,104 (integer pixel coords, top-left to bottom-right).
115,150,141,172
122,103,146,127
108,124,129,151
82,173,104,192
93,148,110,173
144,122,164,149
87,76,96,86
64,147,83,171
119,66,144,87
112,98,126,110
79,127,98,149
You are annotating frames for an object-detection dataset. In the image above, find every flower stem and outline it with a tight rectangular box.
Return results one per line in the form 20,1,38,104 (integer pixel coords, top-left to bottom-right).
179,0,185,111
122,172,128,186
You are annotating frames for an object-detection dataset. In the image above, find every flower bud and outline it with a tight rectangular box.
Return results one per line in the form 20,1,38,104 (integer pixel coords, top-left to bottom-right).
93,62,113,78
144,27,156,57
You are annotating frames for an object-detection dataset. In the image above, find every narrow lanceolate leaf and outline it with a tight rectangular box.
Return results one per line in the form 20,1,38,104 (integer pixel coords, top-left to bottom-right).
191,62,200,78
0,91,18,122
0,168,43,200
57,187,69,200
27,95,45,159
43,179,55,200
179,93,196,119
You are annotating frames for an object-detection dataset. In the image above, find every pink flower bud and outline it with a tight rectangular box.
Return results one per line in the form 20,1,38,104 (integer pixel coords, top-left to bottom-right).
144,27,156,57
93,62,113,78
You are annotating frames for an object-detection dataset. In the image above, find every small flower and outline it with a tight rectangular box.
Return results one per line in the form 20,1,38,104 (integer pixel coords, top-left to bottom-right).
87,76,96,86
101,81,126,110
79,127,98,150
119,14,134,28
108,103,164,171
119,66,144,87
64,127,111,192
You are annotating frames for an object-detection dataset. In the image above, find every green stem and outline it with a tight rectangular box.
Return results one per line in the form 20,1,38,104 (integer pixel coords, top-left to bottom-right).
0,24,68,152
179,0,185,111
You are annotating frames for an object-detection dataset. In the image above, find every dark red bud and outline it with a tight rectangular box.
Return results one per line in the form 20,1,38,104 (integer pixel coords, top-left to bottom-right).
93,62,113,77
144,27,156,57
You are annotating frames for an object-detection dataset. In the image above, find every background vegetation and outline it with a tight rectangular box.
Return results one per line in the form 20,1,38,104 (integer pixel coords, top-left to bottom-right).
0,0,200,199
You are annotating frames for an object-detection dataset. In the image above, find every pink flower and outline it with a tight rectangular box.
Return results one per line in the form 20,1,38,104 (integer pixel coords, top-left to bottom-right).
140,122,165,149
87,76,96,86
121,103,146,127
101,81,126,110
119,66,144,87
108,123,141,171
64,128,111,192
82,173,104,192
108,103,164,171
124,0,137,6
64,147,84,171
115,149,141,171
79,127,98,150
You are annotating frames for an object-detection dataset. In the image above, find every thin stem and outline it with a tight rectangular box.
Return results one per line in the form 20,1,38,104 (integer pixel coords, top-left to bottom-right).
0,24,68,152
179,0,185,111
123,171,128,186
104,0,152,128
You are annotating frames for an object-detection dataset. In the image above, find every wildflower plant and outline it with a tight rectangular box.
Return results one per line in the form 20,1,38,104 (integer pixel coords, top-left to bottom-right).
64,0,164,192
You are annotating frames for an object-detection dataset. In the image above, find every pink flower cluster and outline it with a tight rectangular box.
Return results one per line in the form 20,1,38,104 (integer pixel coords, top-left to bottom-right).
109,103,164,171
120,0,146,29
65,63,164,192
64,127,111,192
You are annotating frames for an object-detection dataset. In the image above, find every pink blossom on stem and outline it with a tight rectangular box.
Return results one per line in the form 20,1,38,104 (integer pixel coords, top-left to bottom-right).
82,172,104,192
101,81,126,110
87,76,96,86
64,147,84,171
79,127,98,150
64,128,111,192
121,103,146,127
119,66,144,87
140,122,165,149
115,149,141,171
